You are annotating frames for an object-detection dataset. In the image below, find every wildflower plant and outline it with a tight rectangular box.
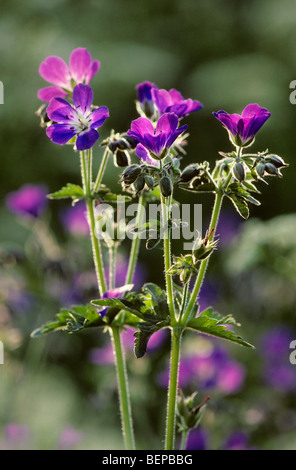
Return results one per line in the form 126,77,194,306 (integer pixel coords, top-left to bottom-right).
32,47,288,451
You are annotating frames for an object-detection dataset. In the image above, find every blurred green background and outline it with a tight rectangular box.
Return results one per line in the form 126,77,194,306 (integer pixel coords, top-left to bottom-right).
1,0,296,450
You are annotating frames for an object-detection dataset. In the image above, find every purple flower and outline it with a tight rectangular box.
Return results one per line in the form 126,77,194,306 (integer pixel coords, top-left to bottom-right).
46,84,109,151
152,87,203,118
127,112,187,164
185,429,209,451
61,200,89,237
136,81,157,117
6,184,48,218
38,47,100,101
213,103,271,147
57,426,83,450
97,284,134,317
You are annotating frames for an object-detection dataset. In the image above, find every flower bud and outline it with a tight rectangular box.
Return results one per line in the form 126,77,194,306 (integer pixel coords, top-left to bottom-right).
232,162,245,182
122,134,138,149
116,138,131,150
255,162,266,178
265,162,280,176
134,175,145,193
265,154,288,168
108,140,118,153
144,174,155,190
178,164,200,183
160,176,173,198
114,150,130,167
121,165,142,185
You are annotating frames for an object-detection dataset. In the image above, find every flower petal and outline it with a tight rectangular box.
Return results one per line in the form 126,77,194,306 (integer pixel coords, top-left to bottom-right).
46,124,77,145
73,84,93,113
85,60,101,84
155,112,179,136
39,56,71,88
127,116,155,141
76,128,99,150
90,106,109,128
103,284,134,299
136,143,158,165
37,86,68,102
69,47,92,83
47,97,77,123
241,103,270,119
152,88,171,114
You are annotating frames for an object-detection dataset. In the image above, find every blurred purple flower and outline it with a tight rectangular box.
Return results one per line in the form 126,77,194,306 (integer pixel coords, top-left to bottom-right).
259,326,296,392
158,344,245,395
136,81,157,117
223,431,258,450
61,200,89,237
6,184,48,219
89,327,167,366
152,87,203,118
127,113,187,164
185,428,209,450
0,423,31,450
216,210,242,246
38,47,100,102
57,426,83,450
105,253,147,290
46,84,109,150
213,103,271,147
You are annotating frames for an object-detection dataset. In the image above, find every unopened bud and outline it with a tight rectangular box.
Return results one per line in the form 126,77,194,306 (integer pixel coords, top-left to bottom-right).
232,162,245,182
122,135,138,149
179,164,200,183
265,162,280,176
121,165,141,185
134,175,145,193
144,174,154,190
256,162,266,178
160,176,173,197
265,154,288,168
114,150,130,167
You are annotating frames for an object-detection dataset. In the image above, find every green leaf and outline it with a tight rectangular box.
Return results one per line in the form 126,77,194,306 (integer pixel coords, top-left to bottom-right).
226,193,250,219
31,304,105,337
48,183,85,201
186,314,254,348
134,319,169,358
91,297,146,322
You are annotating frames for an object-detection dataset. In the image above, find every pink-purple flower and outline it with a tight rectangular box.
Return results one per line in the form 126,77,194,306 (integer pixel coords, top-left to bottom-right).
213,103,271,147
126,112,187,164
46,84,109,151
6,184,48,218
38,47,100,102
136,81,203,119
152,87,203,118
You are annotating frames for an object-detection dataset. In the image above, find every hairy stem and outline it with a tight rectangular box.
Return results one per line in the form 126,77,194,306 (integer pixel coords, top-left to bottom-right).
125,192,146,285
165,327,182,450
111,326,136,450
161,193,176,323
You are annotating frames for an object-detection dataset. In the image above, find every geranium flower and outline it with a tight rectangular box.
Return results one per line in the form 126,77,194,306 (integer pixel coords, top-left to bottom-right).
46,84,109,151
97,284,134,317
6,184,48,218
213,103,271,147
38,47,100,101
152,88,203,118
126,112,187,164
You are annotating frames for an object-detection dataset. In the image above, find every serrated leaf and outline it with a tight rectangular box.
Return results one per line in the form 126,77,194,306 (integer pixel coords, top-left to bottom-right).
31,304,105,337
48,183,84,201
91,297,146,321
227,193,250,219
186,316,254,348
134,320,169,358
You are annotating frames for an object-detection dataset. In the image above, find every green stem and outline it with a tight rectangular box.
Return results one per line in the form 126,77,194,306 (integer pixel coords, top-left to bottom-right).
179,430,189,451
161,193,176,323
94,146,111,193
108,243,117,290
182,167,233,326
80,151,107,295
80,149,135,450
165,327,182,450
125,192,145,285
111,326,136,450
